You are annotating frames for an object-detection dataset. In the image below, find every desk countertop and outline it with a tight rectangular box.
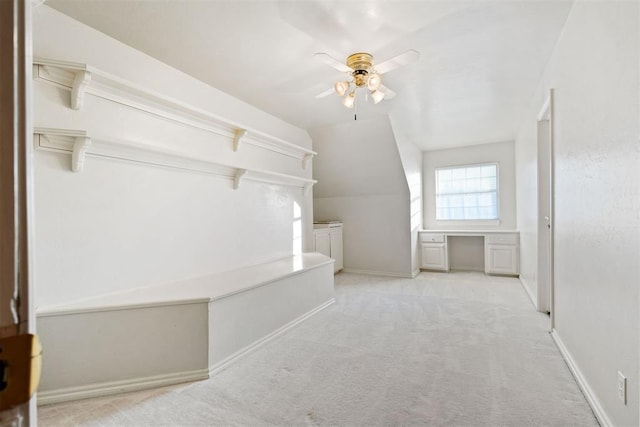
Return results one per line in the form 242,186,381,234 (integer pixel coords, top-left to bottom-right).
420,229,519,234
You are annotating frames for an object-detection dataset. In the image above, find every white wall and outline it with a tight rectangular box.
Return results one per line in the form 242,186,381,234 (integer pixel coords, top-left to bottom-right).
423,141,517,230
310,116,413,277
515,107,541,306
515,1,639,425
390,118,423,275
33,6,314,308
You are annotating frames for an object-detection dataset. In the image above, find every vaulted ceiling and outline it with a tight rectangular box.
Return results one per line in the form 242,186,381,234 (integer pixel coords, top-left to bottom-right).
45,0,573,151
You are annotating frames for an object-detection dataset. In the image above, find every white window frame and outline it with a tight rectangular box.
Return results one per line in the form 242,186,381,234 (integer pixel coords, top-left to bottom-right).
435,162,500,225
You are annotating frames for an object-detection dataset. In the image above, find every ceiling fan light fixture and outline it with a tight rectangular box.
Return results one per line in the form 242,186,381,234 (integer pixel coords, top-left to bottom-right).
343,92,356,108
334,81,350,97
371,89,385,104
367,73,381,91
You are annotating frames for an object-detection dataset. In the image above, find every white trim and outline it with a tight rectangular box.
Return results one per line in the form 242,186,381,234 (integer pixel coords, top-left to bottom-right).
33,58,316,163
37,369,210,406
209,298,335,376
33,128,317,191
550,330,612,427
435,162,500,222
537,88,555,327
411,268,421,278
435,219,501,227
341,268,414,278
36,298,210,318
518,276,538,311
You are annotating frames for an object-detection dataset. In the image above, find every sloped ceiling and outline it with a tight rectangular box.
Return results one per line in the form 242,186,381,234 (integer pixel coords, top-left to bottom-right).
45,0,573,151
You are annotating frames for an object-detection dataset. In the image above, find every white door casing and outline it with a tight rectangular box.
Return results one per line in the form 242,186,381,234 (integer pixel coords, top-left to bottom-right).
0,0,36,423
536,89,554,323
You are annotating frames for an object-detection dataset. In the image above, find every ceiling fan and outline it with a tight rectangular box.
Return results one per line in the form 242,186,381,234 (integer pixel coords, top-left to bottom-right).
314,49,420,108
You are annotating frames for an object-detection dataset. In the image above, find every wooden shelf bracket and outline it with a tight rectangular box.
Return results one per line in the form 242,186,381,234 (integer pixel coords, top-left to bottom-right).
71,136,91,172
71,70,91,110
233,129,247,152
302,153,313,170
233,169,247,190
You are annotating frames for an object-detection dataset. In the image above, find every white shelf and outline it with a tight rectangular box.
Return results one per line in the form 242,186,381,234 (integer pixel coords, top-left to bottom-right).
34,127,317,194
33,57,316,168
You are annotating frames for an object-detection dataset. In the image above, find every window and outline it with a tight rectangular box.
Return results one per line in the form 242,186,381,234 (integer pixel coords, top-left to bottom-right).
435,163,498,221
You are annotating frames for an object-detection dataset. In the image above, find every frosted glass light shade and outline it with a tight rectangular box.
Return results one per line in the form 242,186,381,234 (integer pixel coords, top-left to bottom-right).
371,89,385,104
343,92,355,108
367,73,381,90
334,81,350,96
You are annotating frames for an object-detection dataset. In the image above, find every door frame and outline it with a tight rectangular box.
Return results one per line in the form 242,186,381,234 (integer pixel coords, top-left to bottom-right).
536,89,555,328
0,0,35,422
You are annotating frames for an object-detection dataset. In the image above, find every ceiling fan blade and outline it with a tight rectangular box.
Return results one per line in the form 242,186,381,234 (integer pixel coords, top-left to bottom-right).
375,49,420,75
315,87,336,99
314,52,351,73
380,84,396,100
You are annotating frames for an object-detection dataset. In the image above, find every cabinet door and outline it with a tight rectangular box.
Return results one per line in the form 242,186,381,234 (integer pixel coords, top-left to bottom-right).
421,243,448,271
314,230,331,258
329,227,343,272
486,244,519,275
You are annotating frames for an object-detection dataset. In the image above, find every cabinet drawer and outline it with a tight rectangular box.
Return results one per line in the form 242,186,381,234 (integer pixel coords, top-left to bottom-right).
486,233,519,245
420,233,445,243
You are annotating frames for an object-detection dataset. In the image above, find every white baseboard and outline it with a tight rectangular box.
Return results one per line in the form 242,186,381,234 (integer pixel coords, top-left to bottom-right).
411,268,420,278
37,368,210,406
209,298,336,376
519,276,538,310
550,330,612,427
341,268,414,278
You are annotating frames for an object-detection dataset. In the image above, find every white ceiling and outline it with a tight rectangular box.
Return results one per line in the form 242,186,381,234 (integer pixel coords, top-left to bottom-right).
45,0,573,151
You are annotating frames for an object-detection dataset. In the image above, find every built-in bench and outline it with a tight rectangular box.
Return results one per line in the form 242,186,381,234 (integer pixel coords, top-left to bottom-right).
36,253,335,405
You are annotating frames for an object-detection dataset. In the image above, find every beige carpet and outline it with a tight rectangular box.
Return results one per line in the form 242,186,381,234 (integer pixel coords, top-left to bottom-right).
38,271,599,426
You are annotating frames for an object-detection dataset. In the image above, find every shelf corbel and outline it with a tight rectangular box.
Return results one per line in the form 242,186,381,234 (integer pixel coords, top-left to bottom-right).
233,129,247,152
302,153,314,170
233,168,247,190
71,70,91,110
303,182,315,196
71,136,91,172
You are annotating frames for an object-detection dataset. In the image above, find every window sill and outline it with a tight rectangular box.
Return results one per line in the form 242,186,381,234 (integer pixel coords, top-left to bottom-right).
435,219,501,227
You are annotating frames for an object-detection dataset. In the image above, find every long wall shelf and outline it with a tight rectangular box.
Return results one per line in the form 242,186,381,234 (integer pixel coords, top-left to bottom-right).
34,127,317,194
33,58,316,169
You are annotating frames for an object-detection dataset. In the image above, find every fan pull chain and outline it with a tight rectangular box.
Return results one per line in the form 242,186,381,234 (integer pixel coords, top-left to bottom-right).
354,92,357,121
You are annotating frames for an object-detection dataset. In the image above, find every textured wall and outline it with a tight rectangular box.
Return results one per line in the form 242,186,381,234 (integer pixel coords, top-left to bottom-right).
515,1,639,425
33,6,314,308
310,117,413,277
423,141,517,230
390,119,424,274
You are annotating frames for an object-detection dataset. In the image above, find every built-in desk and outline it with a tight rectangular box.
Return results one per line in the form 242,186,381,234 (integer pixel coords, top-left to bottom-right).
419,230,520,276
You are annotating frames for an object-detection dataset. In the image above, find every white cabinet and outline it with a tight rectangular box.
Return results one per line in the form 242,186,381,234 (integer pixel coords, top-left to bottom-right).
420,233,449,271
314,222,343,273
329,226,343,272
313,229,331,258
485,233,519,275
419,231,520,276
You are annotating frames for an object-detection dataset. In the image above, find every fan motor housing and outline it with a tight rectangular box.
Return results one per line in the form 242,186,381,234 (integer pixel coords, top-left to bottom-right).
347,53,373,87
346,52,373,71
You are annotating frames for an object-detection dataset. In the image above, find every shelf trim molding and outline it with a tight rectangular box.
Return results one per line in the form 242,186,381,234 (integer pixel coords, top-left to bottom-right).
33,57,316,164
34,127,316,192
